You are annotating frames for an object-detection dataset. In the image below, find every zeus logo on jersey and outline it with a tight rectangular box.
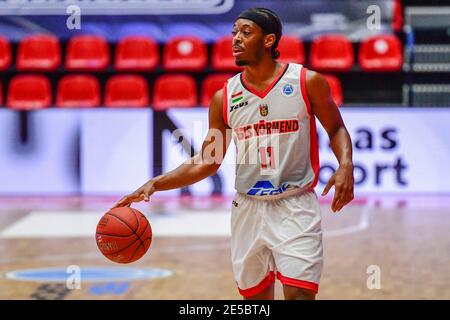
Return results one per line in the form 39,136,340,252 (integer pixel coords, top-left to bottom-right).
247,181,289,196
229,101,249,112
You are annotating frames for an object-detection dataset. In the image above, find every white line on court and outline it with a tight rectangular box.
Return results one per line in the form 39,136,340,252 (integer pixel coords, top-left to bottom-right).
0,201,372,240
0,202,372,269
323,201,371,238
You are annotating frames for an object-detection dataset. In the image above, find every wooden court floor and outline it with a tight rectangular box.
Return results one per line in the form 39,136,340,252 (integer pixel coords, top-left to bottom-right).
0,195,449,300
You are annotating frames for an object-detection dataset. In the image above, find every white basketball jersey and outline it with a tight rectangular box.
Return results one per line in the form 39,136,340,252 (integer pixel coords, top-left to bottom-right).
223,63,319,199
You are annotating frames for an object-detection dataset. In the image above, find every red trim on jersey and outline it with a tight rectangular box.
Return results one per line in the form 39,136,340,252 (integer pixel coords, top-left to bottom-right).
300,66,320,188
241,63,288,99
300,66,312,115
309,115,320,188
277,272,319,294
222,81,228,126
238,271,276,297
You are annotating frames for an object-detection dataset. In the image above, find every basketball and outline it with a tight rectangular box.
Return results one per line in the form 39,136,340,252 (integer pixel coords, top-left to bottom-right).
95,207,152,264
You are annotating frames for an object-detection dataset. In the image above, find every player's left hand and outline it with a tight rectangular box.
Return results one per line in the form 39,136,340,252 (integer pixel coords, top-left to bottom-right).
321,162,354,212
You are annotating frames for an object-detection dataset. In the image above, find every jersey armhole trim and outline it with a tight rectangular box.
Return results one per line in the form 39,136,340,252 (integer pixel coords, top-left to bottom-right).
300,66,313,115
223,81,229,127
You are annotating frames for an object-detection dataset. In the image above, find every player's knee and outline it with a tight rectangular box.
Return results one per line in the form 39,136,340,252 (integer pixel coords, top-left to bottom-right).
283,286,316,300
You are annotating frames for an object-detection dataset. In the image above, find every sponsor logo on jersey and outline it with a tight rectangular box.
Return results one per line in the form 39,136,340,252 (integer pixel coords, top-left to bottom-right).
234,119,299,141
259,104,269,117
229,91,248,112
229,100,249,112
247,181,289,196
282,84,295,97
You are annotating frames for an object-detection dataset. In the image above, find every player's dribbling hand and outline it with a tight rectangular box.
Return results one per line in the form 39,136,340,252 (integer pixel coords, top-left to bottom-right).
321,162,354,212
111,180,156,208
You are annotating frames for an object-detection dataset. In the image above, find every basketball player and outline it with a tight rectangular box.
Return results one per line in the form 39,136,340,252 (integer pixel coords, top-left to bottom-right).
113,7,354,300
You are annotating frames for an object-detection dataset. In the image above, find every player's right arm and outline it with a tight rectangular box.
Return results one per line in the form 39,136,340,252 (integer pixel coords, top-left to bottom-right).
112,89,230,208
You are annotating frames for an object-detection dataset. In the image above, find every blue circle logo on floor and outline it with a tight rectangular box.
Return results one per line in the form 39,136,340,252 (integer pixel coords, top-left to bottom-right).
5,267,174,283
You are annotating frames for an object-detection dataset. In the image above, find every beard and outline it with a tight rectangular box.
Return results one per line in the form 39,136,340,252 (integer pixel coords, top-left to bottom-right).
235,59,249,66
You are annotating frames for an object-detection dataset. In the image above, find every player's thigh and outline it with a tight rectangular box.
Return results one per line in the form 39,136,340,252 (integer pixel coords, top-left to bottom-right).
273,233,323,295
270,191,323,292
231,194,275,295
230,192,265,265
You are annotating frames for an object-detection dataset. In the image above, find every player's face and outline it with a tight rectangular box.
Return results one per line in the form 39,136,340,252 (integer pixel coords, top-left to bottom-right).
231,19,265,66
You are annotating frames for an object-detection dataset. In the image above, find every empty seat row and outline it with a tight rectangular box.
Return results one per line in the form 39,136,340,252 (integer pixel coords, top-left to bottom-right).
0,33,402,72
0,34,302,72
310,34,402,72
0,72,343,109
0,73,233,110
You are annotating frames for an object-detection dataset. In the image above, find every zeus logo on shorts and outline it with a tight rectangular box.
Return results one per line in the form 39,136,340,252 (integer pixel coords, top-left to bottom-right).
247,181,289,196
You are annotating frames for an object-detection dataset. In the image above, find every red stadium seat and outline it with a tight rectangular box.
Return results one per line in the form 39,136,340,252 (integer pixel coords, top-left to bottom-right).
392,0,403,33
7,75,52,110
0,37,11,71
65,35,110,71
153,74,197,110
0,82,3,106
323,74,343,107
310,34,354,71
212,36,243,72
359,34,403,71
277,35,305,64
115,36,159,71
201,73,234,107
163,36,207,72
17,34,61,71
105,75,149,108
57,75,100,108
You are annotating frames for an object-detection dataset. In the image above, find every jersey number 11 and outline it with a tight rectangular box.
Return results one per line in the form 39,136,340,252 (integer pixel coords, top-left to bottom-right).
259,146,276,169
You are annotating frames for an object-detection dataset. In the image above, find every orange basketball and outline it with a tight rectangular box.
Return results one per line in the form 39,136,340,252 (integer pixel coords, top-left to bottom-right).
95,207,152,264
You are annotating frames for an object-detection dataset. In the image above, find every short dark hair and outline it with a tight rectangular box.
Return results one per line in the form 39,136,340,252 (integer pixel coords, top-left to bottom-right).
256,8,282,59
237,7,283,59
